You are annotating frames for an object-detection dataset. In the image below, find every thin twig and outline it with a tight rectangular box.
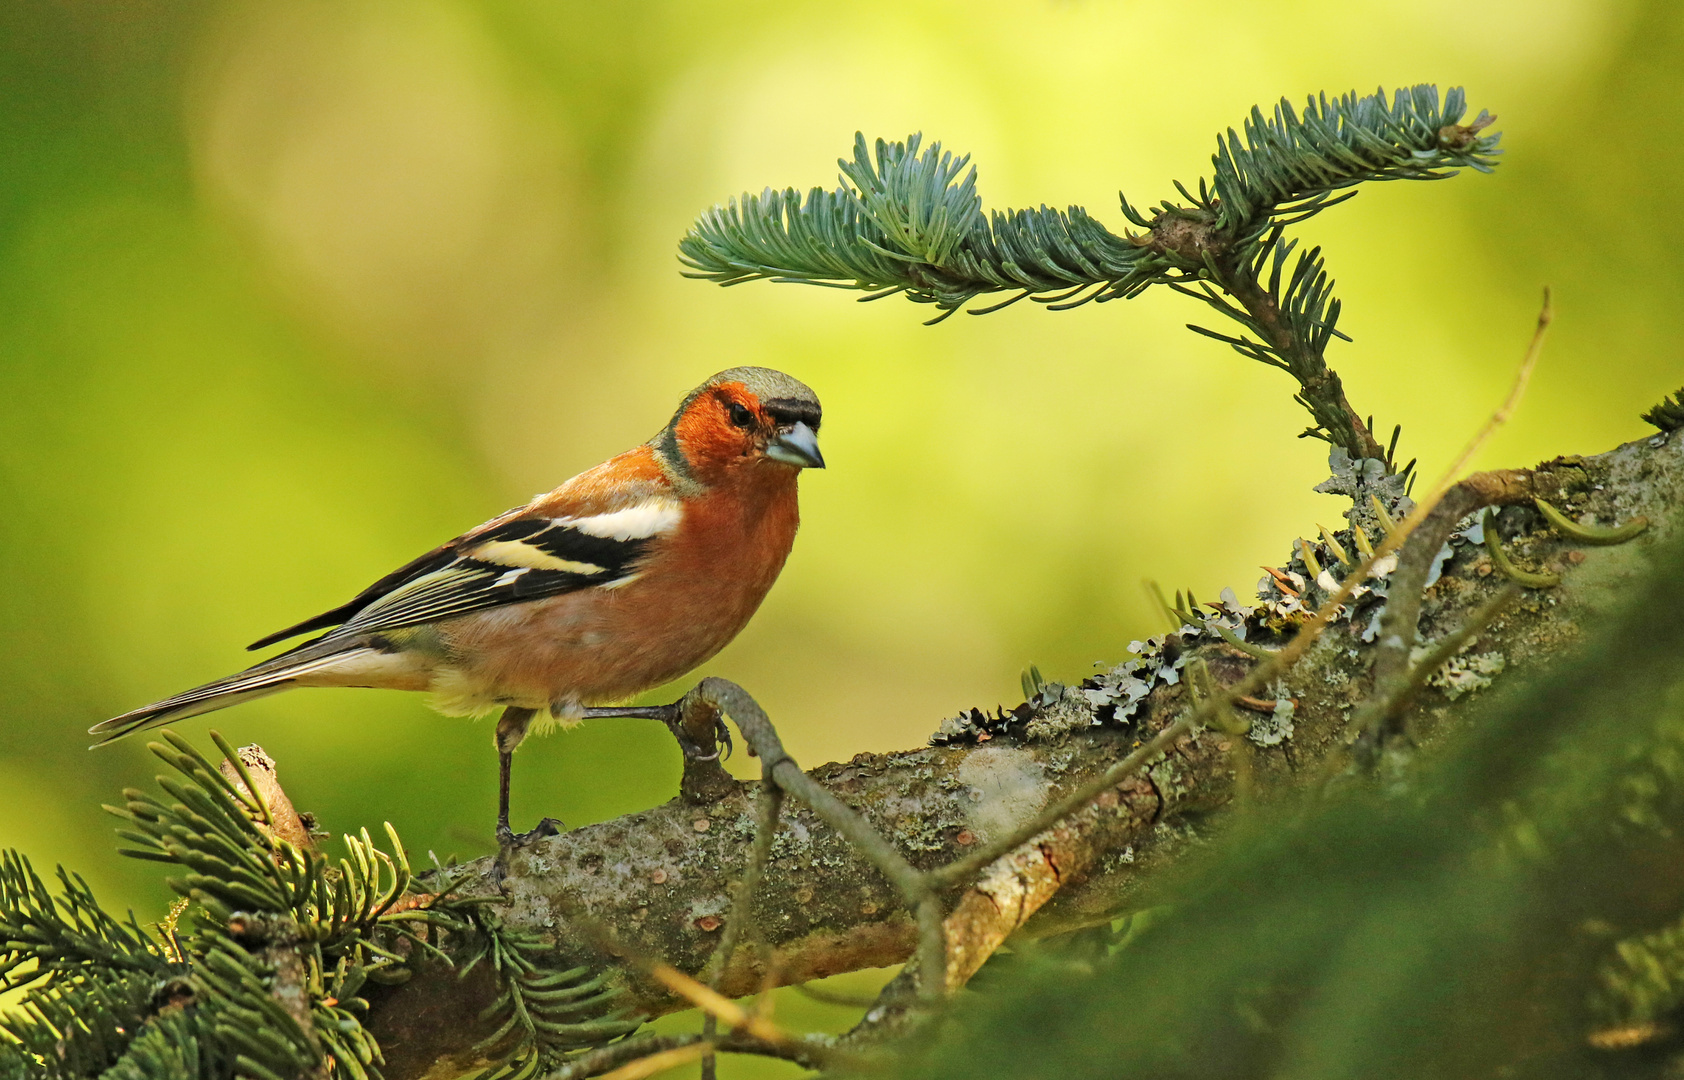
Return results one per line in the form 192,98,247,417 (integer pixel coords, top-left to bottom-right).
1328,584,1521,779
544,1036,707,1080
544,1031,835,1080
790,982,882,1009
1350,289,1552,763
1437,288,1551,488
1397,584,1522,708
1533,497,1649,545
915,895,947,996
1213,259,1385,461
700,681,927,898
696,773,784,1080
702,780,784,989
716,1031,840,1071
596,1042,713,1080
683,678,943,997
648,964,788,1045
698,1015,717,1080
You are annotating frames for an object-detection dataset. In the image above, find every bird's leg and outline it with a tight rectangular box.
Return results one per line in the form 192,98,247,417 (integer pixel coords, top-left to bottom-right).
493,706,561,850
580,703,678,721
583,692,736,804
581,702,732,761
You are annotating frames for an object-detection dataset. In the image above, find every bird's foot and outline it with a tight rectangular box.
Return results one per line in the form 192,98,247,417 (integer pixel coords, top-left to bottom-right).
492,816,564,887
497,815,564,846
664,709,733,763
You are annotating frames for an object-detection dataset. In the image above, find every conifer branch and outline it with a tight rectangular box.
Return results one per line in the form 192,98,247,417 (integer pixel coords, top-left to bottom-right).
680,84,1499,463
0,735,636,1080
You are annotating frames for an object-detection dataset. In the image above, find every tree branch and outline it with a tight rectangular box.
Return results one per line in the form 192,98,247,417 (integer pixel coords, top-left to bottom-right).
355,424,1681,1078
1213,262,1383,460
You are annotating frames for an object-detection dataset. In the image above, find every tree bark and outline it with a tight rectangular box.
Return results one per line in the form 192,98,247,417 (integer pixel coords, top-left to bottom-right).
365,429,1684,1080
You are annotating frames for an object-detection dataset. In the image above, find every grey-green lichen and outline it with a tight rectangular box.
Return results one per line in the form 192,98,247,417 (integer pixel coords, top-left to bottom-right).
955,747,1049,845
1424,649,1506,700
1247,691,1296,747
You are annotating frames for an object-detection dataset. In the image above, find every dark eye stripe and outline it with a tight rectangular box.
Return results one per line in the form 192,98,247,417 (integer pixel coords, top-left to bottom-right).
764,402,821,430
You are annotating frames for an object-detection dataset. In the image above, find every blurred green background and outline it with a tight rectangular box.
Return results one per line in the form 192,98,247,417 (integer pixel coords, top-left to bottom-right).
0,0,1679,1004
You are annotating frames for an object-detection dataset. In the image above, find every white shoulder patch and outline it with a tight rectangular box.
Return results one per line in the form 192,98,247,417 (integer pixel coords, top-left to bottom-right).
558,498,683,541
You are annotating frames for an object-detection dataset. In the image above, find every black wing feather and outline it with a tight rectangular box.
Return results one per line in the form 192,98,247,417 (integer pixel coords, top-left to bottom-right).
247,511,658,650
246,543,460,650
525,525,647,569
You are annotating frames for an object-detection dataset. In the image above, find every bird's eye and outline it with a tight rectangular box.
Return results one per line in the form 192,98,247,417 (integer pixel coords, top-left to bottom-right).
728,402,754,428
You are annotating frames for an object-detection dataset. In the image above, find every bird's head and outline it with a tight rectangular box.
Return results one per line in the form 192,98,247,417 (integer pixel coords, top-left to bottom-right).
655,367,824,487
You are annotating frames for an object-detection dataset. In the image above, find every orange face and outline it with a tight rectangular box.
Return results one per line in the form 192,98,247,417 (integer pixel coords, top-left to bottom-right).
673,382,824,484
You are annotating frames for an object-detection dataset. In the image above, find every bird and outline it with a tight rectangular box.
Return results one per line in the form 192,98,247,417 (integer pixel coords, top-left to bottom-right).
91,367,824,846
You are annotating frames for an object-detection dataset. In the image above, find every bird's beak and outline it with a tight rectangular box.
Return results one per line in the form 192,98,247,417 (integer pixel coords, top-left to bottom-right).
766,421,824,469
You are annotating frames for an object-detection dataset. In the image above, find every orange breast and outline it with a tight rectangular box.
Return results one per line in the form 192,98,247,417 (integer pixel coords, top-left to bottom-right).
434,467,801,710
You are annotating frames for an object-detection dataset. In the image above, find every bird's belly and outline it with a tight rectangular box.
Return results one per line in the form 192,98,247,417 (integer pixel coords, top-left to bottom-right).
426,573,773,716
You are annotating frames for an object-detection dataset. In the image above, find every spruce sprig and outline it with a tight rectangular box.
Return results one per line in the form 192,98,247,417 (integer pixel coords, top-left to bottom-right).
679,84,1499,463
0,733,634,1080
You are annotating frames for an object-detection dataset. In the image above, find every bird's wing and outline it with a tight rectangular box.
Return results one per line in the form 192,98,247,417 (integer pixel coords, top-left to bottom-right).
248,492,683,649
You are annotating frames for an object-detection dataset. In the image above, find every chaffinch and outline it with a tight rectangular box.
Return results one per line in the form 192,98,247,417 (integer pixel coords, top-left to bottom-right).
92,367,824,842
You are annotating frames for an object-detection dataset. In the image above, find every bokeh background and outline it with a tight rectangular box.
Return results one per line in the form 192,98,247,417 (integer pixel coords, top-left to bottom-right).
1,0,1681,1050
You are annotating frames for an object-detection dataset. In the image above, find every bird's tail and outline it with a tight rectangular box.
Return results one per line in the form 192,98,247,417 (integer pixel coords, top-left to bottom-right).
89,639,376,745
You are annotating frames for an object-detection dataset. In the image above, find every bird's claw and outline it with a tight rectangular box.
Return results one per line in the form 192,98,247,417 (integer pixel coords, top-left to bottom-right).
662,708,733,762
492,816,565,888
527,815,566,840
497,816,564,847
712,715,734,760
